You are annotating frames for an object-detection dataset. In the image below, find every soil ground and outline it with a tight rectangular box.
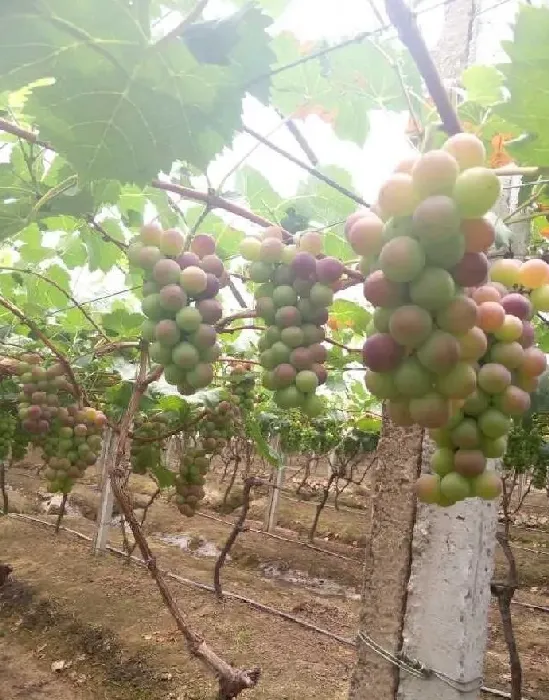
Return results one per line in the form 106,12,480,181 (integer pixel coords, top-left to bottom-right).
1,458,548,700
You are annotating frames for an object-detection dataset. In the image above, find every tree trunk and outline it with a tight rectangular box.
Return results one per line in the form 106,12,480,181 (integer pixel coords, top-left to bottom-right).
349,407,423,700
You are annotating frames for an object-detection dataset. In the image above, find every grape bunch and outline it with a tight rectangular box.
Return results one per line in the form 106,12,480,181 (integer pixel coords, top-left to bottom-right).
227,363,255,413
418,270,547,506
128,225,225,395
0,411,15,460
199,400,240,453
239,225,344,417
42,407,106,493
351,134,500,434
15,354,75,440
130,413,169,475
174,443,210,517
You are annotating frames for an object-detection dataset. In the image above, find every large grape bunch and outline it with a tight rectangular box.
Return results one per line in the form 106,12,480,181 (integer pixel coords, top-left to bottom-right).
347,134,526,505
0,411,15,460
418,264,548,506
42,407,106,493
128,225,225,395
130,413,169,475
239,225,345,416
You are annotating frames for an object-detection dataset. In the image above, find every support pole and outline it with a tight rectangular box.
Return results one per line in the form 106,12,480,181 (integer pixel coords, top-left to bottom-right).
92,428,115,554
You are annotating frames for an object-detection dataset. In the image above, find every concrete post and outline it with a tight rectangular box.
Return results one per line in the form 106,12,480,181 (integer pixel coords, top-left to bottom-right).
263,437,284,533
92,428,115,554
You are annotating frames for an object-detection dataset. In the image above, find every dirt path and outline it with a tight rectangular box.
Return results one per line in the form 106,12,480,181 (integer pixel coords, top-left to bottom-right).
0,639,91,700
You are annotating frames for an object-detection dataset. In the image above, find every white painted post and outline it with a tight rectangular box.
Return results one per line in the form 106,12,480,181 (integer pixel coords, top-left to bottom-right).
397,3,530,699
92,428,115,555
263,437,285,533
351,3,529,700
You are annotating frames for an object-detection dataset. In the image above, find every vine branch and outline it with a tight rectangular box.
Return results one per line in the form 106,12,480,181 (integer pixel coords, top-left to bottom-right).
383,0,462,136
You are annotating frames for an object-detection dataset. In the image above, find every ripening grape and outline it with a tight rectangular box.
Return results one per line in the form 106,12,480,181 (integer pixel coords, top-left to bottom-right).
436,362,477,399
411,150,459,198
518,258,549,289
417,330,460,374
409,267,456,311
472,285,501,304
489,258,521,287
393,358,432,397
530,284,549,312
379,236,426,283
452,167,501,217
415,474,442,504
363,270,406,307
409,393,451,428
389,305,433,348
436,295,478,334
477,301,505,332
501,293,532,320
460,218,495,254
442,133,486,170
362,333,404,372
471,471,503,500
453,449,486,478
412,196,460,245
520,347,547,377
477,363,512,394
346,213,384,256
456,326,488,361
377,174,419,218
493,314,523,342
451,252,488,287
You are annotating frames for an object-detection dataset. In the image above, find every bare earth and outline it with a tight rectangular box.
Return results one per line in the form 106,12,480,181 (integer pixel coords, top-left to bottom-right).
1,460,548,700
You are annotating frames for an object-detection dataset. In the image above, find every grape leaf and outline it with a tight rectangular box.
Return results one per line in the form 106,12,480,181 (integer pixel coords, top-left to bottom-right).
461,65,504,108
330,299,370,333
494,6,549,165
0,0,274,184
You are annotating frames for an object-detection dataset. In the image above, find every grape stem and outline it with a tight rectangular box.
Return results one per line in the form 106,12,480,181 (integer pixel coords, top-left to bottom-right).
0,295,85,405
383,0,462,136
155,0,210,45
216,309,256,328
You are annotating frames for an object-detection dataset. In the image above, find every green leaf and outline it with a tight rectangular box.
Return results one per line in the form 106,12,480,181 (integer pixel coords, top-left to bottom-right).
461,65,504,108
150,462,176,488
245,414,282,467
234,166,282,219
330,299,370,333
271,35,421,146
101,308,143,337
41,263,71,308
0,1,273,184
296,166,358,225
17,224,56,263
81,225,124,272
494,6,549,166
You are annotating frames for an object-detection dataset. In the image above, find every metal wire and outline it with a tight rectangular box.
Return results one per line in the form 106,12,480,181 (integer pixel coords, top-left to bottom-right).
357,630,484,692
